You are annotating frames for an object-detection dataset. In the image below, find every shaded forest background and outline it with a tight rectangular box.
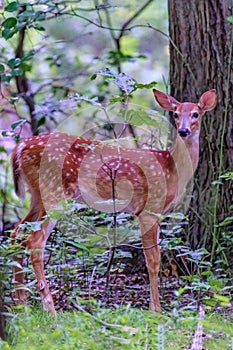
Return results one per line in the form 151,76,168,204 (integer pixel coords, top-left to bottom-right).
0,0,232,322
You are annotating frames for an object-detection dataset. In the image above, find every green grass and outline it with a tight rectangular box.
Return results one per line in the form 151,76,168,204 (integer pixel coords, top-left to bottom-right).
1,302,233,350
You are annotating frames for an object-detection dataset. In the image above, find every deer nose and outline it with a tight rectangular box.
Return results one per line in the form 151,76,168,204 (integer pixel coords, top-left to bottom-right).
178,128,191,137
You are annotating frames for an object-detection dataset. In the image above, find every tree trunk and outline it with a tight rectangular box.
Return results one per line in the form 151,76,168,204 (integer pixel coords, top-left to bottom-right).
168,1,233,259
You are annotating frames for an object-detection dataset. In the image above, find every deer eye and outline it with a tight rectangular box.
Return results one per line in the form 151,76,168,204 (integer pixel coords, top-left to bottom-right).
192,112,199,119
173,112,179,119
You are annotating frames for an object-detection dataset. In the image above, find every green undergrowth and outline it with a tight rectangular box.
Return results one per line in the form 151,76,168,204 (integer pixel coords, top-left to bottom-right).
1,302,233,350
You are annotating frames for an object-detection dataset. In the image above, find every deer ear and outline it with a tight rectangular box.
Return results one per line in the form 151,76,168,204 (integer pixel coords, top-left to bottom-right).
153,89,180,111
198,89,217,112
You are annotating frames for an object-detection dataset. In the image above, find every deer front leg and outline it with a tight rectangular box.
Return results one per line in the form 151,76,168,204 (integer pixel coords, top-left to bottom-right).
29,248,55,313
143,240,161,312
27,220,56,313
139,215,161,312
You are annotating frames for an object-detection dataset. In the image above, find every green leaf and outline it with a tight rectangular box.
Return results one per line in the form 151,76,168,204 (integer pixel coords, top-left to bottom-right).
97,68,116,79
19,221,43,232
5,2,19,12
126,109,162,128
2,130,15,137
0,64,5,73
120,36,139,56
137,54,147,59
109,95,125,103
1,74,12,82
11,119,27,130
9,96,19,104
73,94,101,107
37,116,46,128
21,52,34,62
2,17,17,29
11,67,24,76
219,216,233,227
166,212,187,220
49,209,64,220
19,62,32,72
18,10,46,22
204,298,216,307
32,24,45,31
211,180,222,185
0,146,7,153
201,270,212,277
8,57,21,68
90,74,97,80
220,171,233,180
227,16,233,24
63,239,89,251
14,134,21,143
176,286,188,296
107,50,134,65
213,294,230,304
135,81,157,90
2,28,17,40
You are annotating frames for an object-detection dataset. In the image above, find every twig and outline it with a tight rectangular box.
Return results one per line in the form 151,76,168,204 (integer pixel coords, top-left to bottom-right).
15,6,37,135
105,169,117,291
71,300,138,334
116,0,154,40
88,265,96,300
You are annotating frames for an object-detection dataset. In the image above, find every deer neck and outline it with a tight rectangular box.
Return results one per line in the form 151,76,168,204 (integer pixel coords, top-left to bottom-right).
170,131,200,203
171,131,200,174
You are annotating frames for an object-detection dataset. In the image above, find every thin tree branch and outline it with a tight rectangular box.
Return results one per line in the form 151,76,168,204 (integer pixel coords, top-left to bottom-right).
15,6,38,135
65,7,196,83
116,0,154,40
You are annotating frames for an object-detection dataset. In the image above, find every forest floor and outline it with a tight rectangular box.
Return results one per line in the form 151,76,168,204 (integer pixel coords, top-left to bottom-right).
51,271,197,312
5,269,233,350
2,250,233,350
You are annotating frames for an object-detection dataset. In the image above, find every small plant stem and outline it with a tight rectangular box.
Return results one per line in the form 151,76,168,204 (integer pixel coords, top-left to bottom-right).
105,169,117,290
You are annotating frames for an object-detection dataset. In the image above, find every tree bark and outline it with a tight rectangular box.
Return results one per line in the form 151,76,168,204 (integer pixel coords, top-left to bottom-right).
168,1,233,256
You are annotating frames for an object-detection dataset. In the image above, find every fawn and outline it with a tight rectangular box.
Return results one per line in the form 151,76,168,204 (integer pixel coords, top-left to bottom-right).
11,88,217,313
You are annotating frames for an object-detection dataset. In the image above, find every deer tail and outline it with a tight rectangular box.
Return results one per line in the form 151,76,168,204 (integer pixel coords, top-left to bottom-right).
12,142,25,199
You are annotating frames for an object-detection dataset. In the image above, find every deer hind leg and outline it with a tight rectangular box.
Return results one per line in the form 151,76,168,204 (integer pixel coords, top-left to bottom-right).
11,194,56,313
27,216,56,313
10,202,42,305
139,215,161,312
